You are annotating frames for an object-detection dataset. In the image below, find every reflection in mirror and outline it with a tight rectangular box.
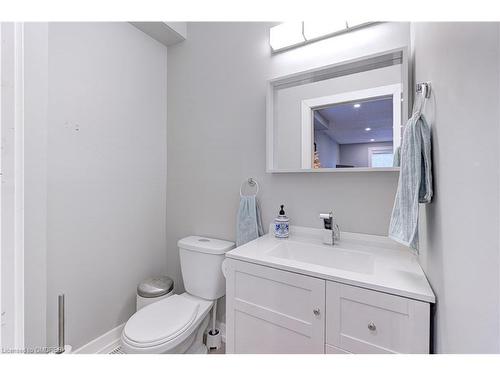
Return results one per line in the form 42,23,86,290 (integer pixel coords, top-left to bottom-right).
267,49,408,172
312,96,395,169
301,83,401,170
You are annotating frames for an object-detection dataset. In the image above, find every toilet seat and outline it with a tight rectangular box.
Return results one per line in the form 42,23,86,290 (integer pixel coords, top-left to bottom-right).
121,293,213,353
122,294,199,348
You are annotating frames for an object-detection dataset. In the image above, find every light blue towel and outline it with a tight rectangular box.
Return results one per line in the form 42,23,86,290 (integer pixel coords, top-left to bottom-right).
236,195,264,247
393,146,401,167
389,111,433,251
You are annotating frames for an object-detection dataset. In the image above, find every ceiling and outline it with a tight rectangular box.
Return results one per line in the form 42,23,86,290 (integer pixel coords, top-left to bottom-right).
314,95,393,144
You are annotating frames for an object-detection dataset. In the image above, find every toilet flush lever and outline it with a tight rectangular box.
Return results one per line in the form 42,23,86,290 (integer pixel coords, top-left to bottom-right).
313,308,321,316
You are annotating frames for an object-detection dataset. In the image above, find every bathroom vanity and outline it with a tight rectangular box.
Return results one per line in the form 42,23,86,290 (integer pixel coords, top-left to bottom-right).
224,226,435,354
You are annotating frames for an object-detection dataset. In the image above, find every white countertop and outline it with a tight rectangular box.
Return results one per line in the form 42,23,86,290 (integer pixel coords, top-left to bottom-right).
225,226,435,303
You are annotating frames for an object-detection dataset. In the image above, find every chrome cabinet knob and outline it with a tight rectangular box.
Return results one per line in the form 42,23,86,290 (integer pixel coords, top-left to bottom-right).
313,308,321,316
368,321,376,331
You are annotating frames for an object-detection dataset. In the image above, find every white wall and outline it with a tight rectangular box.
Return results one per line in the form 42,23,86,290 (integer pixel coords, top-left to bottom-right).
33,23,168,350
1,22,25,350
314,131,339,168
414,23,500,353
166,22,409,322
339,141,392,168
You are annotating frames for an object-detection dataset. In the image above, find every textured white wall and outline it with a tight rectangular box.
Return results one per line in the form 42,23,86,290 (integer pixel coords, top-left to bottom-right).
415,22,500,353
166,22,409,322
43,23,168,349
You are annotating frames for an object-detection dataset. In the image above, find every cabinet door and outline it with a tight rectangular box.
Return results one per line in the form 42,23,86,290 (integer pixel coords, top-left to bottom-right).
226,259,325,353
326,281,430,354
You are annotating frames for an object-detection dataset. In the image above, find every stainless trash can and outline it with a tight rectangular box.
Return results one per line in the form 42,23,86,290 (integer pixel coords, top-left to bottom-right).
136,275,174,310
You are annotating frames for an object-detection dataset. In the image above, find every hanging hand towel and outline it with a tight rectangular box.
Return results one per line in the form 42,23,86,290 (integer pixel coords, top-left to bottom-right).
389,109,433,251
393,146,401,167
236,195,264,247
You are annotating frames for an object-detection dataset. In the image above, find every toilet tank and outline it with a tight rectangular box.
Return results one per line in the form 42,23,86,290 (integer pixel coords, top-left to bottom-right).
178,236,235,300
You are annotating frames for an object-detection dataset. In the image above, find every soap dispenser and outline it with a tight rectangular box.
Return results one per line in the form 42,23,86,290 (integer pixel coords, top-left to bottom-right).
274,205,289,238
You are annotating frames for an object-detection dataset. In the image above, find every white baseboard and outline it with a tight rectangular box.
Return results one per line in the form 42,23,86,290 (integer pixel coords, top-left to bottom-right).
74,320,224,354
73,323,125,354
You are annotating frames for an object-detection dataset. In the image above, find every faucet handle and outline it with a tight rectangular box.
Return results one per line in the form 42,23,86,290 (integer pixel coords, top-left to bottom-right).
319,212,333,220
319,212,333,230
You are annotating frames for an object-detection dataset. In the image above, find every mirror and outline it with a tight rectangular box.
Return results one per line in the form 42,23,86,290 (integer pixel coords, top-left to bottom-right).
267,49,408,172
308,85,401,169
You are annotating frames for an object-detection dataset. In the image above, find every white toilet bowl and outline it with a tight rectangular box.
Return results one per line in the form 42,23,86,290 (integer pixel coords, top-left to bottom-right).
121,293,213,354
120,235,235,354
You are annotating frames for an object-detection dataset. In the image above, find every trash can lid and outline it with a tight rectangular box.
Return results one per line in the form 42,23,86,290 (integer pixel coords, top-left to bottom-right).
137,276,174,298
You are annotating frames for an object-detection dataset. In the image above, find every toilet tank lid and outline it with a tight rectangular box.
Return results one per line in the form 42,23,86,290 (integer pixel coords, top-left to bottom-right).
178,236,235,255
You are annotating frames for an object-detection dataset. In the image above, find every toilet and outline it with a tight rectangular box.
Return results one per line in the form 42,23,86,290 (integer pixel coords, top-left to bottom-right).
120,236,235,354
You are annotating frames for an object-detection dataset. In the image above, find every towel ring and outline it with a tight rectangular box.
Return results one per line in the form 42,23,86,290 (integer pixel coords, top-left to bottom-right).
240,178,259,197
416,82,431,99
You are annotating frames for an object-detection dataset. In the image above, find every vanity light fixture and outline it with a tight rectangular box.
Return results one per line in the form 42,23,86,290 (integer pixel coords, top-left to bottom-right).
365,127,371,131
270,21,375,52
269,22,306,52
302,20,348,40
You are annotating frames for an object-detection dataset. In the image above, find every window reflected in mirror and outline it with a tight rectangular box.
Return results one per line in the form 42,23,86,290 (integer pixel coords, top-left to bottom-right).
313,96,395,169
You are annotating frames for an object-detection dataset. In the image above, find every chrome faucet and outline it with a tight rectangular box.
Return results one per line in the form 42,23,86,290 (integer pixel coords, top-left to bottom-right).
319,211,340,245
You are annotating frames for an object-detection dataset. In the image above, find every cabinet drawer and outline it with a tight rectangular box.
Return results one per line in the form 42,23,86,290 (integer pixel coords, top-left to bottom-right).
326,281,430,354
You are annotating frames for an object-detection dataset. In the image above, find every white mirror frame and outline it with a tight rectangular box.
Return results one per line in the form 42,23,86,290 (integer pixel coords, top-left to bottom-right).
301,83,402,169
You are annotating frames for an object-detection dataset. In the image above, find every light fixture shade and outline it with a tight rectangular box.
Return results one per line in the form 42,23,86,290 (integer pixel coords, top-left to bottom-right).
269,22,305,51
303,21,347,40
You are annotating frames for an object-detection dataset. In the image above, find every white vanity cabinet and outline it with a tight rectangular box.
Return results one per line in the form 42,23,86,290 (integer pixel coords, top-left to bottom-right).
225,259,431,354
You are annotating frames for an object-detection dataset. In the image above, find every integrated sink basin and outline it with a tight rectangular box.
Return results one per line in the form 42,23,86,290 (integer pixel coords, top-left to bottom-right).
225,225,436,303
266,241,374,274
